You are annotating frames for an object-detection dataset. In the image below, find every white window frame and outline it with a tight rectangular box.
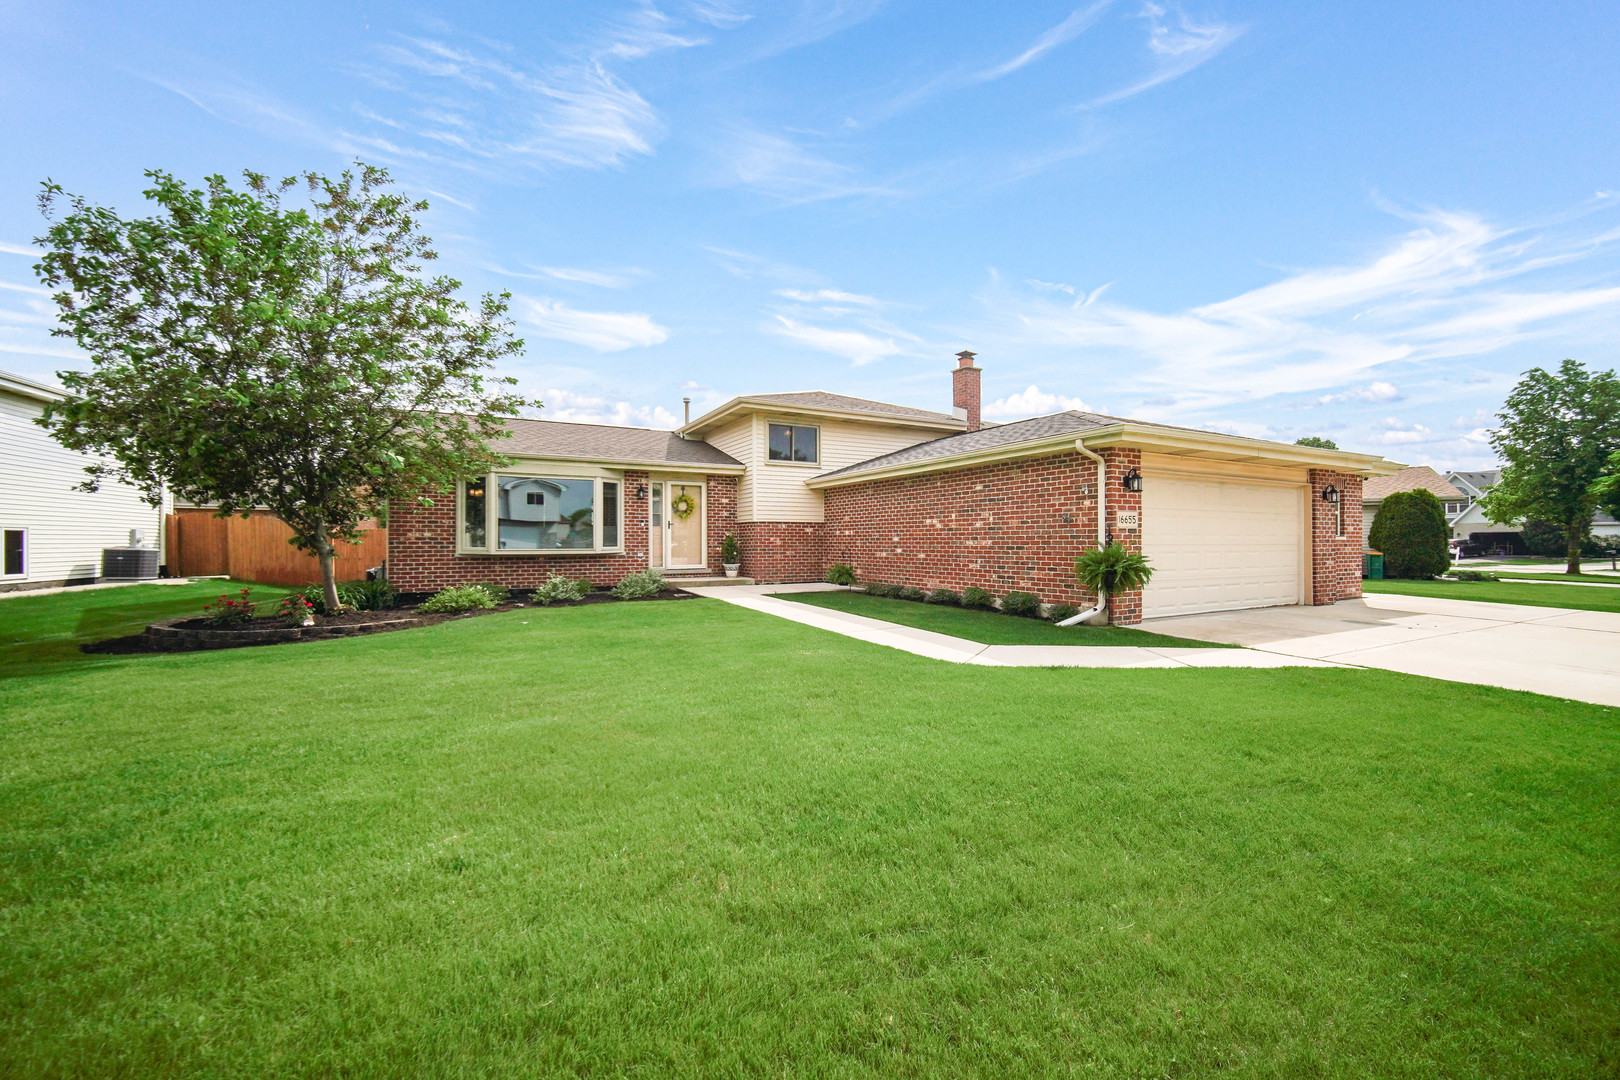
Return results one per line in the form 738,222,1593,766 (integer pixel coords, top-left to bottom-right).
1,527,25,578
765,420,822,466
456,466,625,556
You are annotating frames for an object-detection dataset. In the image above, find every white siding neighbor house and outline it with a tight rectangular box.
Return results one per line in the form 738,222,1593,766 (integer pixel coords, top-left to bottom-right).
0,369,165,591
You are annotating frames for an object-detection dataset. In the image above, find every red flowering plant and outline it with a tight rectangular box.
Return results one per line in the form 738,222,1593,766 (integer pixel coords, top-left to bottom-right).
203,588,257,626
278,594,317,626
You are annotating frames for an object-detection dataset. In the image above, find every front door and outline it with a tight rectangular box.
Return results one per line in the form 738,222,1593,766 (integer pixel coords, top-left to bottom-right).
665,482,705,569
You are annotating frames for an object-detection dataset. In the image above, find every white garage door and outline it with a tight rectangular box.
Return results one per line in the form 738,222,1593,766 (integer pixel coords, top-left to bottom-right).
1140,474,1306,618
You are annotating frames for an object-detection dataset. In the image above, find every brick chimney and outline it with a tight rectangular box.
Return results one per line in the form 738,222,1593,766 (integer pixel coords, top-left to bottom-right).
952,350,981,431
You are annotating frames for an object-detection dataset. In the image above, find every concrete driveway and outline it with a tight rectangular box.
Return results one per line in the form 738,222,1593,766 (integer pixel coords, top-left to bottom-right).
1145,593,1620,707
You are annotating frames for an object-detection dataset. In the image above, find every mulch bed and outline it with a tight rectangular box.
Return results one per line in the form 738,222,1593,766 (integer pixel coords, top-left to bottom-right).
82,588,699,655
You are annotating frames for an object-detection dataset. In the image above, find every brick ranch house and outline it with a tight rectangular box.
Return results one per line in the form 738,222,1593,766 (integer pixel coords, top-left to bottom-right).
388,353,1402,625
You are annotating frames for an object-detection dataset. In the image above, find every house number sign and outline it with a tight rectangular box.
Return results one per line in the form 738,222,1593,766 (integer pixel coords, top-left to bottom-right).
1116,511,1140,530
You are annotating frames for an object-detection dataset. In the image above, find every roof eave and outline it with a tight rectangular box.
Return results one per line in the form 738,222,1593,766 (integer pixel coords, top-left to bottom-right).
681,396,965,438
0,370,64,404
503,450,745,474
806,431,1083,489
1079,425,1405,475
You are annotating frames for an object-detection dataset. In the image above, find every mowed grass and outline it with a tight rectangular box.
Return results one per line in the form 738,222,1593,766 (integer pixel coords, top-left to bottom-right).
0,589,1617,1077
776,589,1233,647
1366,576,1620,613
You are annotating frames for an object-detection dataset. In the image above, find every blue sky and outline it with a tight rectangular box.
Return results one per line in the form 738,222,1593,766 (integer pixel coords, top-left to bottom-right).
2,1,1617,468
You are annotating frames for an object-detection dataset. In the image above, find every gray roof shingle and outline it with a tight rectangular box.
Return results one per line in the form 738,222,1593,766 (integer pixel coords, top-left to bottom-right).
739,391,959,424
814,411,1117,479
1362,465,1464,502
499,416,742,467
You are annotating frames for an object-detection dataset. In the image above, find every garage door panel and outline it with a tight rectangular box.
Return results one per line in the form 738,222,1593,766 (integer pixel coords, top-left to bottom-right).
1141,475,1304,618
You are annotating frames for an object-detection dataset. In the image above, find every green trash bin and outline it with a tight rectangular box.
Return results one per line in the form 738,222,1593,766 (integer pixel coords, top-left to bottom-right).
1363,550,1383,580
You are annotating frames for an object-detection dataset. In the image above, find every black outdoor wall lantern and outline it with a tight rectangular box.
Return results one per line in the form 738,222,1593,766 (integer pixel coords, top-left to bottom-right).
1121,468,1143,493
636,486,648,500
1322,484,1340,504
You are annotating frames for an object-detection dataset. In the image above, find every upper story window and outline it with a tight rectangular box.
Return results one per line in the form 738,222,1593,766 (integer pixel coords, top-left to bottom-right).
768,423,819,464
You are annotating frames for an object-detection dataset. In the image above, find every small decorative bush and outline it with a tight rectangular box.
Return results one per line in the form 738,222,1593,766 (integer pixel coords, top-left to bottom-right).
720,533,740,564
278,594,317,625
897,585,927,602
826,563,858,586
203,588,257,625
293,581,367,614
1451,569,1499,582
865,582,898,598
532,573,590,605
1046,603,1080,623
999,590,1040,617
925,588,961,605
960,586,994,609
417,585,498,614
1074,543,1154,596
613,569,666,600
1368,490,1451,579
352,578,398,611
471,581,510,605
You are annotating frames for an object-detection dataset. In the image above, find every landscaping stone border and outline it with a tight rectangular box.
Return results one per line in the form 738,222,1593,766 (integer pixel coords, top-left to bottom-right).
142,614,428,651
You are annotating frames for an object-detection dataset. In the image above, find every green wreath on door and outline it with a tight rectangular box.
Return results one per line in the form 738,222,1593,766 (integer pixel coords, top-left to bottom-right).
670,492,697,520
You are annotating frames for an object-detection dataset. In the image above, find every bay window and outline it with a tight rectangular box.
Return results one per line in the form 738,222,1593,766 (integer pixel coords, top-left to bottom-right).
458,473,621,554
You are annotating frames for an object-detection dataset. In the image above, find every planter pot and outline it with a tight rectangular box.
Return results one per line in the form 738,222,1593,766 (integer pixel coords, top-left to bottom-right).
722,562,741,578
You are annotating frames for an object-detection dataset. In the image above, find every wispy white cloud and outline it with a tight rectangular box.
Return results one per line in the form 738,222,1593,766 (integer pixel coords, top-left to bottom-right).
718,129,903,204
984,384,1093,419
1314,381,1401,406
690,2,752,30
492,264,642,288
539,386,680,428
974,1,1113,82
769,315,902,366
1082,3,1242,108
515,296,670,352
775,287,881,306
0,241,41,257
978,204,1620,416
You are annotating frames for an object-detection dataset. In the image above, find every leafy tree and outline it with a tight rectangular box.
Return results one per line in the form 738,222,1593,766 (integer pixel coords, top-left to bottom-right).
1520,520,1569,559
1367,490,1450,579
1294,436,1338,450
1593,449,1620,522
33,165,529,612
1480,359,1620,574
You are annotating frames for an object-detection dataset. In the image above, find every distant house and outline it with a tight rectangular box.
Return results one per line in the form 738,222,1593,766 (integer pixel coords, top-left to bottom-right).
1360,466,1464,545
0,369,165,591
1446,469,1620,551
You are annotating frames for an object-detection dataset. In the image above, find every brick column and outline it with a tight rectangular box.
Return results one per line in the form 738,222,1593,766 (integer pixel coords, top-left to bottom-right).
1103,448,1143,625
1308,470,1363,604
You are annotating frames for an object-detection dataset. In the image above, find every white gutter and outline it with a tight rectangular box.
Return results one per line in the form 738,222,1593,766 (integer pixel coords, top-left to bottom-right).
1057,439,1108,627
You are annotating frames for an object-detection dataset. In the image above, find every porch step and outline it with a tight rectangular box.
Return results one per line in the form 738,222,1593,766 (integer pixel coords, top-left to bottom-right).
663,574,755,587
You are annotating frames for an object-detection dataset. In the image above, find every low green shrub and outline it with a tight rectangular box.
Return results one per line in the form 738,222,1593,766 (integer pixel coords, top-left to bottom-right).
352,578,398,611
203,588,258,625
865,583,898,598
293,581,368,614
925,588,961,605
417,585,498,614
897,586,927,602
532,573,590,605
1046,603,1080,623
1450,569,1499,582
470,581,510,605
999,591,1040,617
613,569,666,600
826,563,858,586
720,533,740,564
961,586,994,609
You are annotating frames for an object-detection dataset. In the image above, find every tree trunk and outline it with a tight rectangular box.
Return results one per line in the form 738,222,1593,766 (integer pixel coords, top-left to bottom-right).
1567,525,1583,576
312,523,342,612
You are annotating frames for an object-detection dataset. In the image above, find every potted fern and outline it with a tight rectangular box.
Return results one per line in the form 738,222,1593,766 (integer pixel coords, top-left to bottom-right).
1070,542,1154,623
720,532,741,578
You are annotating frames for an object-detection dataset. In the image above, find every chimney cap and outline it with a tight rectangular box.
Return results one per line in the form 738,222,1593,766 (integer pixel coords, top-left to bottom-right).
956,350,977,368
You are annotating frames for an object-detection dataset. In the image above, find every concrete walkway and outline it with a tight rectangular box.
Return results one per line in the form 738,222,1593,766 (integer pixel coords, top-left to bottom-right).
0,577,194,600
1146,594,1620,707
682,584,1336,669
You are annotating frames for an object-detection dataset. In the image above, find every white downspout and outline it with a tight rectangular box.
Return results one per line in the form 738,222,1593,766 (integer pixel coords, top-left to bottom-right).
1057,439,1108,627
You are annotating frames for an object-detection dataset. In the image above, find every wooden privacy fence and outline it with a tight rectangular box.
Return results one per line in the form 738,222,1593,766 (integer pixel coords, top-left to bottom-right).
167,510,387,587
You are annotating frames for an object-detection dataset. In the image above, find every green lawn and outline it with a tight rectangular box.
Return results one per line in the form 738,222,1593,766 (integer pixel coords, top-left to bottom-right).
1,587,1616,1077
1366,577,1620,613
1491,571,1620,584
775,589,1234,647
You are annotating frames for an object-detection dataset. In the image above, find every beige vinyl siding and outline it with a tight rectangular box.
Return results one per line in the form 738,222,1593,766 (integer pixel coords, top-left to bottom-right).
703,416,757,521
752,416,942,522
0,388,164,585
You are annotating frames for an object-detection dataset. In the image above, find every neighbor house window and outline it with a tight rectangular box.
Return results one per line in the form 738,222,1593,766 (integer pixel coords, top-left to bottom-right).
463,479,487,549
768,423,819,463
2,529,23,577
497,476,594,550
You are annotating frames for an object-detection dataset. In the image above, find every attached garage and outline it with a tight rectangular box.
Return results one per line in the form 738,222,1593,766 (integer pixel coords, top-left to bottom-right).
1140,471,1307,618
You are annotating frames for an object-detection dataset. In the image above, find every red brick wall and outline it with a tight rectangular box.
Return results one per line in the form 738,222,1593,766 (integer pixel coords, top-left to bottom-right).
387,472,738,592
738,522,827,583
1309,470,1364,604
822,448,1142,622
1101,448,1144,624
